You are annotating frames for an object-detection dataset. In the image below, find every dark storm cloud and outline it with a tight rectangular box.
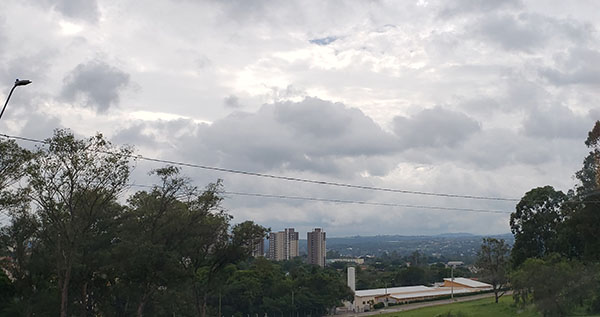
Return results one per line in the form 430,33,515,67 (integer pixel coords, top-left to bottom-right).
60,61,130,113
393,107,481,148
522,104,591,140
37,0,100,23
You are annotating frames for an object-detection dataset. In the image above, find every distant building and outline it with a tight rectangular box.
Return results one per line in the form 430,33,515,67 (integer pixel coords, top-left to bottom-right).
326,258,365,265
347,266,356,292
307,228,326,267
346,278,492,312
251,238,265,257
268,228,299,261
442,277,491,289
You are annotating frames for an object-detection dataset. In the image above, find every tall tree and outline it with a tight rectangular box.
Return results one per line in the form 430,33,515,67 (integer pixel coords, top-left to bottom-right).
476,238,509,303
570,121,600,261
0,139,32,210
510,186,567,267
114,166,204,316
25,129,132,317
114,166,268,317
0,207,58,316
576,120,600,195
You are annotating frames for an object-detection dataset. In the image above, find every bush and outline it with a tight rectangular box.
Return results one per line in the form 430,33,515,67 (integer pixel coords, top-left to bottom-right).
373,302,385,309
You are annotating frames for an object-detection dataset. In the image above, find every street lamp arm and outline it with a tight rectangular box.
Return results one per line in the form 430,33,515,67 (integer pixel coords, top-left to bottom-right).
0,85,18,120
1,79,32,120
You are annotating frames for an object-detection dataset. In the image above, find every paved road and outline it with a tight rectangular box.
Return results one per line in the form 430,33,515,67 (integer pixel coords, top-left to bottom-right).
336,292,509,317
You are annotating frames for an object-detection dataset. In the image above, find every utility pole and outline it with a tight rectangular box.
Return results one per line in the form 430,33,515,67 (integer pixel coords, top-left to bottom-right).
451,265,454,300
447,261,463,301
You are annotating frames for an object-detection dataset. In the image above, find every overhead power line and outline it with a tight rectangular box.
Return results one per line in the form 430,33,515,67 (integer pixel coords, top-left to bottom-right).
222,191,512,214
1,133,520,202
126,184,510,214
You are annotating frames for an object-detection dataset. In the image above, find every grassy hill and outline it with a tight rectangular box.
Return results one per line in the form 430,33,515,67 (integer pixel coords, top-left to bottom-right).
379,296,539,317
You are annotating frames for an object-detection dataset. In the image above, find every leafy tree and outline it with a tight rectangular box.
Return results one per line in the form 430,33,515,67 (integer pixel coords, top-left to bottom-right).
114,166,267,317
113,167,212,316
427,263,451,284
511,255,597,317
563,190,600,262
0,139,32,210
25,129,132,317
476,238,509,303
219,258,353,316
0,267,15,316
409,250,426,267
510,186,567,267
294,266,354,314
567,120,600,261
0,205,61,316
509,121,600,316
578,120,600,193
395,266,426,286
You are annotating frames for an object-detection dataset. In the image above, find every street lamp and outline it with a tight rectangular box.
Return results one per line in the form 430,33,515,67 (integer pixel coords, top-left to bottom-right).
447,261,463,300
1,79,32,120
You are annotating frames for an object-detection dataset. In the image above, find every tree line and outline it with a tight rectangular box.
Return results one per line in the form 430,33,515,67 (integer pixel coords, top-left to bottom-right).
475,121,600,316
0,129,352,316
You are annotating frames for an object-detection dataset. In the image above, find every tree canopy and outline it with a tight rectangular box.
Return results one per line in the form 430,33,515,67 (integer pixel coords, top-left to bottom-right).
0,130,355,316
509,120,600,316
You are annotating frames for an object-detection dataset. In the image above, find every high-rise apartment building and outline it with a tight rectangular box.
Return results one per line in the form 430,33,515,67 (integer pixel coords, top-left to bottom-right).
268,228,299,261
307,228,326,267
251,238,265,257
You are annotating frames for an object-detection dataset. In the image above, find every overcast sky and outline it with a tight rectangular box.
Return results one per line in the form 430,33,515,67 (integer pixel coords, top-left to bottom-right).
1,0,598,237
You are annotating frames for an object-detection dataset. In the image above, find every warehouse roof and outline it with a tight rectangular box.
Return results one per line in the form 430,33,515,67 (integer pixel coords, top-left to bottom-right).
443,277,492,288
389,287,475,300
355,285,431,297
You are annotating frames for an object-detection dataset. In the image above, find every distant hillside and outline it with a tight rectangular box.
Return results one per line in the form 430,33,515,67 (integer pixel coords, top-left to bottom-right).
298,233,514,260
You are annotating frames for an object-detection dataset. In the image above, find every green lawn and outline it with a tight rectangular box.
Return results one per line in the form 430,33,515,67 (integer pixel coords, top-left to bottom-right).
379,296,540,317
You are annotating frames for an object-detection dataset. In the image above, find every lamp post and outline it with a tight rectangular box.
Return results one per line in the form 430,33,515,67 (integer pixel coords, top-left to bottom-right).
1,79,32,120
447,261,463,301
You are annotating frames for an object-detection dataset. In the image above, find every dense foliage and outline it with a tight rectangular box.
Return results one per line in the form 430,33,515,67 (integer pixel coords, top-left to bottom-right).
0,130,351,316
219,257,353,316
509,121,600,316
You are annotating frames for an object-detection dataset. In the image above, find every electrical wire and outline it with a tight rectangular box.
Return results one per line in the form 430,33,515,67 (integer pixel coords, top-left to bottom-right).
222,191,512,214
0,133,521,202
126,184,511,214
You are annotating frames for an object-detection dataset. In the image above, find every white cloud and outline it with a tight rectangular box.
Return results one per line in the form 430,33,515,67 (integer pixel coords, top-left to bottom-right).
1,0,598,236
